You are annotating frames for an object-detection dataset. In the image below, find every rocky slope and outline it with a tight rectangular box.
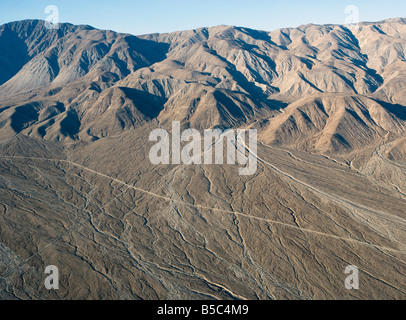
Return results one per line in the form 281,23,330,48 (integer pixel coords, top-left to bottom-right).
0,19,406,152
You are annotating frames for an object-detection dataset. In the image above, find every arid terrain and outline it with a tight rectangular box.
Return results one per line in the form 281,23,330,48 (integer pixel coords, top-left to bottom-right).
0,18,406,300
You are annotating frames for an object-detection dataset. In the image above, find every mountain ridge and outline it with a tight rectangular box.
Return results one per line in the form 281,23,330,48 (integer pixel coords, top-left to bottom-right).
1,18,406,156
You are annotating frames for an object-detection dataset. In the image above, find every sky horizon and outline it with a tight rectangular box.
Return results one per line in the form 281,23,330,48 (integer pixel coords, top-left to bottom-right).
0,0,406,35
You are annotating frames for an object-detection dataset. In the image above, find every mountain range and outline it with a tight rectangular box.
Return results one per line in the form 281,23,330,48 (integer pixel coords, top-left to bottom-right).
1,18,406,154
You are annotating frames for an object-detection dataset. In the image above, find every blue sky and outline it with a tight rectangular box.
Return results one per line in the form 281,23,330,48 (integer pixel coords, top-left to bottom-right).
0,0,405,35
